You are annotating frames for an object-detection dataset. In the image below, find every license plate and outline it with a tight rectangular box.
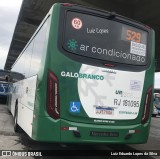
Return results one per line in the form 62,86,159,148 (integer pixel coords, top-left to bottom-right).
95,107,114,115
90,131,119,137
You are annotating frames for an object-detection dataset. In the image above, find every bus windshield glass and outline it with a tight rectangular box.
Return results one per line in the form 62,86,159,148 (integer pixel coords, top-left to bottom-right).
63,11,148,65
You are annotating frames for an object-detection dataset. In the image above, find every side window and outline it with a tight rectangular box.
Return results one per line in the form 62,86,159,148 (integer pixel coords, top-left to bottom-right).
12,53,25,77
24,41,34,78
29,18,48,76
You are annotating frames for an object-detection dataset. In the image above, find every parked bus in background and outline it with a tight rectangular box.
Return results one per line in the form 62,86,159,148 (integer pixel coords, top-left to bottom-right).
0,69,24,104
153,93,160,117
0,81,9,104
8,3,155,143
0,69,10,104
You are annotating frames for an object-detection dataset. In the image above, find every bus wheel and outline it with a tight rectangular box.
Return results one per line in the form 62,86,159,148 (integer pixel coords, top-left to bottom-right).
14,104,21,132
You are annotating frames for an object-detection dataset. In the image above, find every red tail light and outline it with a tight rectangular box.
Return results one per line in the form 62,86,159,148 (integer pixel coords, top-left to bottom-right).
46,70,60,119
141,87,152,124
104,63,115,67
62,3,75,6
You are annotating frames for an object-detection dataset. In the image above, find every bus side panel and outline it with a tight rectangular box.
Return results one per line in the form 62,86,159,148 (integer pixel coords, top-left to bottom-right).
32,5,61,141
138,30,155,128
17,103,34,137
10,81,23,117
32,66,61,141
17,76,37,137
32,117,60,142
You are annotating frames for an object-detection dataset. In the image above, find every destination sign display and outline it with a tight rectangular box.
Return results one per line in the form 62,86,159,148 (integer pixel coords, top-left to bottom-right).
63,11,148,65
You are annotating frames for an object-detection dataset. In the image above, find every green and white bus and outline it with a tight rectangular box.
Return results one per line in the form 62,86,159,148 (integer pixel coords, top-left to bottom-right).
8,3,155,143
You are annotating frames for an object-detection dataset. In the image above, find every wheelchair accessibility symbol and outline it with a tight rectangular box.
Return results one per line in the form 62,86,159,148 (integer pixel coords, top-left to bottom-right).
70,102,80,113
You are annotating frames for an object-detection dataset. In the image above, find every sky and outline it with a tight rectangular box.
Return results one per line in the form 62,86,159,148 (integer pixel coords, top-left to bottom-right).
0,0,22,69
0,0,160,88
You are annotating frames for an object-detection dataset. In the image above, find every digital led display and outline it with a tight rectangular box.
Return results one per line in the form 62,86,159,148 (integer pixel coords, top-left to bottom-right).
63,11,148,65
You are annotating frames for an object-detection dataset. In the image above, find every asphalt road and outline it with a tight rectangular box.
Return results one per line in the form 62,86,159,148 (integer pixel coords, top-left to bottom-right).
0,104,160,159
